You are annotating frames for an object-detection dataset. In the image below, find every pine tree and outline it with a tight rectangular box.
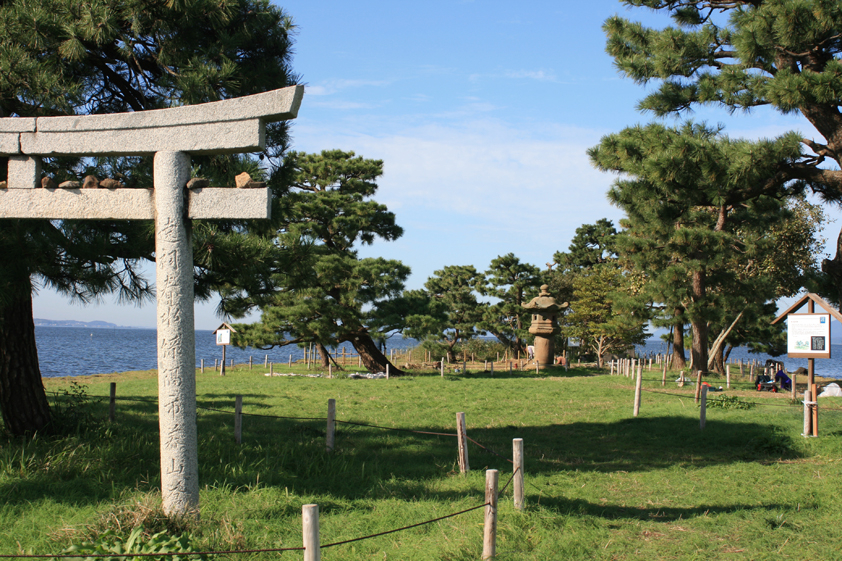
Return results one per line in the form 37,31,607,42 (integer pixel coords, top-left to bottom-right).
605,0,842,302
229,150,410,375
0,0,297,435
589,122,806,373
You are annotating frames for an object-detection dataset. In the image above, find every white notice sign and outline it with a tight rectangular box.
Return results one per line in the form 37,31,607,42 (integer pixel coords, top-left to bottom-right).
786,314,831,358
216,329,231,346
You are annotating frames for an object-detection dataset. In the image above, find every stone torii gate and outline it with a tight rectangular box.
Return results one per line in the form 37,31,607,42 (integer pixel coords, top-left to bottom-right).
0,85,303,516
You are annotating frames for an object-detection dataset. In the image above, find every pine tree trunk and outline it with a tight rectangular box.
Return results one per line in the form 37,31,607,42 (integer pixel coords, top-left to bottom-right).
348,331,403,375
0,286,51,436
316,342,331,368
690,271,709,374
670,311,687,370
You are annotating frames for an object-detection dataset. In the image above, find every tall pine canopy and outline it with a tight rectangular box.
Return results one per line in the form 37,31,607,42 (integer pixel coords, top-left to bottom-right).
605,0,842,303
0,0,298,435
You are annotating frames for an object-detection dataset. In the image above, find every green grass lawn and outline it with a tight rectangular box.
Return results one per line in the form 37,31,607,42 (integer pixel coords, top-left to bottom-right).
2,363,842,560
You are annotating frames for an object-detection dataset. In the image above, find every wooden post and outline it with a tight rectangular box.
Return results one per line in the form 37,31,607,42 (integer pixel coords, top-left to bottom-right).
234,395,243,444
200,359,204,373
700,385,708,430
441,359,445,377
214,358,218,371
633,368,643,417
804,389,812,437
249,356,253,370
220,344,226,376
679,370,684,387
812,383,819,437
490,361,494,376
610,360,615,376
513,438,524,510
270,362,274,376
326,399,336,452
386,363,390,379
482,469,499,560
289,354,292,368
726,364,730,389
463,360,467,374
695,371,703,404
264,354,268,367
302,504,320,561
791,372,797,401
328,364,332,378
109,382,116,423
661,363,666,387
456,412,469,473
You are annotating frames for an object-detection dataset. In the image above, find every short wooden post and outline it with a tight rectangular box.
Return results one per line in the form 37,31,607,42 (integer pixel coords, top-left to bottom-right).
234,395,243,444
513,438,524,510
791,373,797,401
648,358,652,371
482,469,499,560
302,504,320,561
633,368,643,417
386,363,390,379
700,385,708,430
509,361,512,374
109,382,116,423
270,362,274,376
726,364,730,389
326,399,336,452
484,360,488,371
289,354,292,368
695,371,703,403
441,359,445,377
264,354,268,367
249,356,253,370
661,363,666,387
463,360,467,373
358,355,362,367
456,412,469,473
610,360,615,376
812,383,819,437
328,364,332,378
679,370,685,387
201,359,204,373
215,358,218,371
804,389,813,437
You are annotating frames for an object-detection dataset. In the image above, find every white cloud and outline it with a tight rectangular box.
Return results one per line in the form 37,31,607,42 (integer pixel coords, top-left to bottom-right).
304,79,392,96
504,69,558,82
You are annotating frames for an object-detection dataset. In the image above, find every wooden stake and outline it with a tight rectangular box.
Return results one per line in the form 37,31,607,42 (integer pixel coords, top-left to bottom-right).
249,356,253,370
326,399,336,452
288,354,292,368
234,395,243,444
661,363,666,387
700,385,708,430
726,364,730,389
482,469,499,560
302,504,320,561
200,359,204,373
456,412,469,473
804,389,812,437
633,368,643,417
441,359,445,377
812,383,819,437
109,382,116,423
220,344,226,376
791,372,797,401
695,371,703,404
264,354,268,367
513,439,524,510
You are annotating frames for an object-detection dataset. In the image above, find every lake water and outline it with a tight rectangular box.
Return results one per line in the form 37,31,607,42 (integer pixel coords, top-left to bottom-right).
34,326,420,378
33,326,842,379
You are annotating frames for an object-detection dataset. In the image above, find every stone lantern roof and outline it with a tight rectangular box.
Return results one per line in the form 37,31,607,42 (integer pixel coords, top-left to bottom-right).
523,285,568,312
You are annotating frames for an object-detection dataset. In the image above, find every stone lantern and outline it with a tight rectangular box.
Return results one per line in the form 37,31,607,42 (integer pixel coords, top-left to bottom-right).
523,285,568,367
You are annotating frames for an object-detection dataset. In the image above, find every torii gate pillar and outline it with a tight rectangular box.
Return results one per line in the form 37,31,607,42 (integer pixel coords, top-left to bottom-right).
154,151,198,514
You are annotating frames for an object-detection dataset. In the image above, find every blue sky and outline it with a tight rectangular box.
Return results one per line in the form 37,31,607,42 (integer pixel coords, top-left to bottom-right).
32,0,842,329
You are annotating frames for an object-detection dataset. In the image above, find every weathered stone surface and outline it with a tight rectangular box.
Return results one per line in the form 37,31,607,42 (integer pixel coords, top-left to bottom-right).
41,177,56,189
20,120,265,156
0,117,36,133
100,178,123,189
0,133,20,155
188,188,271,219
245,181,266,189
7,156,41,189
36,86,302,132
82,175,100,189
234,172,252,188
0,188,155,219
0,187,271,220
154,151,199,518
58,180,80,189
186,177,209,189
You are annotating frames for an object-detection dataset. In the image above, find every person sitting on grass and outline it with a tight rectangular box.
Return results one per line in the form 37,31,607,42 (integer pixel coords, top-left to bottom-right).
775,369,792,392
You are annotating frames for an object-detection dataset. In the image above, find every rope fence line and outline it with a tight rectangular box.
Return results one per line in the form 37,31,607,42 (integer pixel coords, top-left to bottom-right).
0,470,522,560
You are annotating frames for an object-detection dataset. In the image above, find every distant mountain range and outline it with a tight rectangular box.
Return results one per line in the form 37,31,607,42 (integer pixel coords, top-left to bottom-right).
34,319,137,329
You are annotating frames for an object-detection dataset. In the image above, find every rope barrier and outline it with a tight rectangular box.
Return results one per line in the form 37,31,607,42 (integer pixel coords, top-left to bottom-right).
466,436,514,464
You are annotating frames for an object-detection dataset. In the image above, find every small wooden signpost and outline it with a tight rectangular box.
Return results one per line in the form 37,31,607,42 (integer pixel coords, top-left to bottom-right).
213,323,237,377
772,293,842,437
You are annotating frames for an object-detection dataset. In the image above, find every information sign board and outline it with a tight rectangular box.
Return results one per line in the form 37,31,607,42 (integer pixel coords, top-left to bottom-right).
787,314,831,359
216,329,231,346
